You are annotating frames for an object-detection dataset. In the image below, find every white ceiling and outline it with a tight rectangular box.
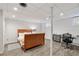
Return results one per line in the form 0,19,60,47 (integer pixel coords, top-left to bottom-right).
0,3,79,22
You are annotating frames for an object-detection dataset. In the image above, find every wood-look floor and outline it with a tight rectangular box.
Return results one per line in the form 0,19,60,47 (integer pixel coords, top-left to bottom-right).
52,41,79,56
2,39,79,56
1,39,50,56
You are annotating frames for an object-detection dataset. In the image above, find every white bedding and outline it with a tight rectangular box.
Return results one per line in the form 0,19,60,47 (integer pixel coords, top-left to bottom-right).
18,33,25,46
17,32,32,46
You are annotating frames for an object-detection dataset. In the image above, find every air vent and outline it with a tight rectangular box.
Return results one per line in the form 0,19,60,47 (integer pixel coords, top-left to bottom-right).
19,3,27,7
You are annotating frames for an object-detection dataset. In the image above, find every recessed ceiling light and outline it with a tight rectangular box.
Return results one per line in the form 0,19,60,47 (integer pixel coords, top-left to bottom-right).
60,12,64,16
46,17,49,20
46,16,50,20
14,7,18,11
12,15,15,18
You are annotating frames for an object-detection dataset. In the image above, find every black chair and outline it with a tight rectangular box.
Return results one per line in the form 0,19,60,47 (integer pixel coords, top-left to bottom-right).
62,33,74,48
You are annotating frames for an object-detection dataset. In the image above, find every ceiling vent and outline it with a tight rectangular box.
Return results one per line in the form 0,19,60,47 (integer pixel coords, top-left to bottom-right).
19,3,27,7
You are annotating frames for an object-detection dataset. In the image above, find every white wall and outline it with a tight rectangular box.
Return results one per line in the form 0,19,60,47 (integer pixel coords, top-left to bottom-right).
53,17,79,36
45,23,51,39
0,10,4,53
40,18,51,39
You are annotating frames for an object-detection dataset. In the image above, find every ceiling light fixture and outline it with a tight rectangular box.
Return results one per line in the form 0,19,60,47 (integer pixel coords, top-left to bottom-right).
60,12,64,16
12,15,15,18
14,7,18,11
46,17,49,20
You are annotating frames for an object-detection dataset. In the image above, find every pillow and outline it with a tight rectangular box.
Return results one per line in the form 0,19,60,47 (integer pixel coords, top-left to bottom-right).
24,32,31,34
19,33,24,36
32,32,37,33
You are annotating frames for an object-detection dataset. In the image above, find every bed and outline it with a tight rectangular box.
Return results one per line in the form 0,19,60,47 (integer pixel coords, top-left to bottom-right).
17,29,45,51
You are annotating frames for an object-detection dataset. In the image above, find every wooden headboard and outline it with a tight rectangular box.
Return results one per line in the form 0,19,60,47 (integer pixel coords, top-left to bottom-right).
17,29,32,34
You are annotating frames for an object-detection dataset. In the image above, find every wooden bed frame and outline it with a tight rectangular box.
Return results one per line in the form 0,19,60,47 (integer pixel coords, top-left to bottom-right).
17,29,45,51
